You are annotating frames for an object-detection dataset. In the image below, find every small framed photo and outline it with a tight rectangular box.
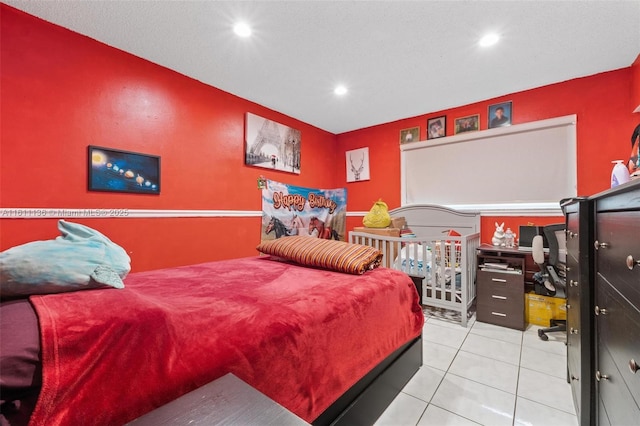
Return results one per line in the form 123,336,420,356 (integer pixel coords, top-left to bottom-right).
488,101,512,128
400,126,420,144
88,146,160,194
454,114,479,134
427,116,446,139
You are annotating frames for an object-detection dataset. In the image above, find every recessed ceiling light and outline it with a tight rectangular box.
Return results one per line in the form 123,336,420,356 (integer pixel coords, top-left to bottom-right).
233,22,252,37
334,85,347,96
479,33,499,47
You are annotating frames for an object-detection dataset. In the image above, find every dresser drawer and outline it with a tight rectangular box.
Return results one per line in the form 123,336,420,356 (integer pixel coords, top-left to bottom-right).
566,210,580,264
595,211,640,308
596,344,640,426
565,254,580,313
597,276,640,406
568,354,582,415
598,397,612,426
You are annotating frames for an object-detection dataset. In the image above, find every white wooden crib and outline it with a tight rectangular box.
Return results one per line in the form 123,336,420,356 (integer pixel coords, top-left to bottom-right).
350,204,481,327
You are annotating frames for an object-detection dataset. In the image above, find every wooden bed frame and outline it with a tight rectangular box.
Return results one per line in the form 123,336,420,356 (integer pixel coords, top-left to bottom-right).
126,335,423,426
313,335,423,425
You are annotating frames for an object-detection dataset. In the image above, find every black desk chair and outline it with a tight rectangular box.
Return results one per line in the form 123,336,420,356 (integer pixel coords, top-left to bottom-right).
532,224,566,341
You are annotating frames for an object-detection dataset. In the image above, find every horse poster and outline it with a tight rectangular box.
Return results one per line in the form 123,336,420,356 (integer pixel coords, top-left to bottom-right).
261,179,347,242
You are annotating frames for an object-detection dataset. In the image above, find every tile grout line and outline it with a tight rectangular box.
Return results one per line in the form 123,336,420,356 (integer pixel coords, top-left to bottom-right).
416,316,478,426
511,330,525,426
412,311,473,425
415,310,576,425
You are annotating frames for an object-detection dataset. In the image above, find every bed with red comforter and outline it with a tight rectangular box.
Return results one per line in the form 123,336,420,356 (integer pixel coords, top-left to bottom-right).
1,255,423,426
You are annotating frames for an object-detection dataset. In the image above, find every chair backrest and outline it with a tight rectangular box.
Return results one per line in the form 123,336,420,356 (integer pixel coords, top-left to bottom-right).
543,223,566,266
532,235,545,265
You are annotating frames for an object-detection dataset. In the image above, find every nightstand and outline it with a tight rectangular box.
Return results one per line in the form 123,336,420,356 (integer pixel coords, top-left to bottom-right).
126,373,309,425
476,244,526,330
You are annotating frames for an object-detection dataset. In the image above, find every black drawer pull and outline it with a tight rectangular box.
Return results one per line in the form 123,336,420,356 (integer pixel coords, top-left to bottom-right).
627,255,640,270
630,359,639,374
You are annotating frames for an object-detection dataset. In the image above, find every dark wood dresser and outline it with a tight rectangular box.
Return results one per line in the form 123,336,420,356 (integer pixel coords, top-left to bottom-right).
476,245,526,330
591,181,640,425
563,197,595,426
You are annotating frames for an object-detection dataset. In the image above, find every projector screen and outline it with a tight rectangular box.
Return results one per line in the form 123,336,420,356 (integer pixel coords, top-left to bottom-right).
400,115,577,214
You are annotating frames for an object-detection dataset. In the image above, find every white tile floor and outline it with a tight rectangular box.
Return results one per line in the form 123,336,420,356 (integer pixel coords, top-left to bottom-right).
375,308,577,426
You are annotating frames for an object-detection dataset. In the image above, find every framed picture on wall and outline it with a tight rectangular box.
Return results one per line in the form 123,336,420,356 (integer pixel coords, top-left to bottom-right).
88,146,160,194
454,114,479,134
245,112,301,174
427,116,446,139
399,126,420,144
346,147,370,182
488,101,512,128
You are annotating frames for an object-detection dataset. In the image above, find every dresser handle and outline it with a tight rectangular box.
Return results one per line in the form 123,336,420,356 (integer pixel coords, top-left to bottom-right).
491,295,507,300
627,255,640,270
630,359,639,374
567,231,577,239
596,371,609,381
569,279,578,287
594,240,609,250
595,306,608,316
491,278,507,283
571,375,580,381
491,312,507,317
570,327,579,334
566,304,571,309
566,266,572,272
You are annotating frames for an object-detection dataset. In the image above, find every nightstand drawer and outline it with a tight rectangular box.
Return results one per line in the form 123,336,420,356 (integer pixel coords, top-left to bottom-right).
477,301,524,330
477,289,523,314
476,270,523,288
477,273,523,300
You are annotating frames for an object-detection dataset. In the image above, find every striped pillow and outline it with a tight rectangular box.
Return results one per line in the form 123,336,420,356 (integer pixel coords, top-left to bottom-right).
256,236,383,275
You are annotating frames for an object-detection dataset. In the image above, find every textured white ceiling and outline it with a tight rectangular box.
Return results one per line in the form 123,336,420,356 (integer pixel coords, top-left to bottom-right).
4,0,640,134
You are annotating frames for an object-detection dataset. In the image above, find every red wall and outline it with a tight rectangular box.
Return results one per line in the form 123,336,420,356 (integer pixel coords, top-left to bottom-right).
0,5,339,271
633,53,640,112
339,66,638,244
2,4,639,266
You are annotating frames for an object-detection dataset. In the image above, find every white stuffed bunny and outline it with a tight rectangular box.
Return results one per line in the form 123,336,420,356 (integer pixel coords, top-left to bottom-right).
492,222,506,246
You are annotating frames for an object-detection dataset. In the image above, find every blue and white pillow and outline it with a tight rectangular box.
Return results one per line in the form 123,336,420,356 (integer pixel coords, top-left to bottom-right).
0,220,130,297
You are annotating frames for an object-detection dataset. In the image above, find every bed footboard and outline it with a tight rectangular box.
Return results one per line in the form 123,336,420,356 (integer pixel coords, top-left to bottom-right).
313,336,422,426
350,231,480,327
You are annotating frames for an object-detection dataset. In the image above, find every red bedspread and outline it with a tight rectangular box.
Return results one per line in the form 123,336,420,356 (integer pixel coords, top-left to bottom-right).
28,257,423,425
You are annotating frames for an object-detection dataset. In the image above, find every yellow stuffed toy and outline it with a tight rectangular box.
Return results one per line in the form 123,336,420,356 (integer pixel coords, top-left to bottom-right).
363,199,391,228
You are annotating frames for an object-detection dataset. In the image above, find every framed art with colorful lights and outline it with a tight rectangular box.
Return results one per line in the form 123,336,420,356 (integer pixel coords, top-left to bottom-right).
88,146,160,194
